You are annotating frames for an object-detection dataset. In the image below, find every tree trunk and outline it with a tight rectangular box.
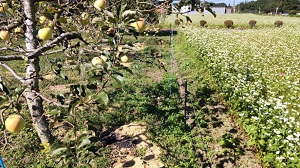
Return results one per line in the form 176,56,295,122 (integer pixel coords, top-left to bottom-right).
23,0,53,143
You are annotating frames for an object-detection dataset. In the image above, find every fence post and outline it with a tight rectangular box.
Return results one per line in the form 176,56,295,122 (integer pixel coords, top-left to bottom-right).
184,79,188,125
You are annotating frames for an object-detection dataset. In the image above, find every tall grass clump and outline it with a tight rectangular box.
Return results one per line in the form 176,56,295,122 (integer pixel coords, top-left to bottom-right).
178,25,300,167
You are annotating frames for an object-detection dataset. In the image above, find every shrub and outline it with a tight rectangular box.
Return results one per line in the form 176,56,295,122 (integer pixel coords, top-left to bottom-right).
274,20,283,27
248,20,257,28
224,20,233,28
199,20,207,27
175,18,183,26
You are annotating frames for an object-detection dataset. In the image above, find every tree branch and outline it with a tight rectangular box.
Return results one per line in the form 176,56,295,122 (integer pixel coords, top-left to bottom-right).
34,91,69,108
0,46,26,53
43,49,64,56
0,104,13,152
0,55,25,61
0,62,29,85
0,18,24,31
27,31,89,59
0,32,88,61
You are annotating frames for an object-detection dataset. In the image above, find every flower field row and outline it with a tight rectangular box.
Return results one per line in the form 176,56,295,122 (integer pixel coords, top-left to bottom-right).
163,13,300,29
180,26,300,167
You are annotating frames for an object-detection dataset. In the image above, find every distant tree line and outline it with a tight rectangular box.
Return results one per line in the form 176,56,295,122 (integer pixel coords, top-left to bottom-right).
237,0,300,14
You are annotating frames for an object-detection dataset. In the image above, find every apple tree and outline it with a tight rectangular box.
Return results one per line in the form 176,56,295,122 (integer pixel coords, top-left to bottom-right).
0,0,170,165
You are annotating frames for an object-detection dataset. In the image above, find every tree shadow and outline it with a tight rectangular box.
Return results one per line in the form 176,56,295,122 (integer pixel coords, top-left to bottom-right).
123,160,135,167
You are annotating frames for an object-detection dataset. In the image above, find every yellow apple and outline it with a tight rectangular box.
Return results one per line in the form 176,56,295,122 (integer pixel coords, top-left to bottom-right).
118,46,123,52
100,55,108,62
38,27,53,41
0,3,9,13
5,114,25,133
0,30,10,41
120,55,129,63
94,0,108,10
48,21,55,28
92,56,103,66
39,16,47,24
14,27,23,33
130,18,147,33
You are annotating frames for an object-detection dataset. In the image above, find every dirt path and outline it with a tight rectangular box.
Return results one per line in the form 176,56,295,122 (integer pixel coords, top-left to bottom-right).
102,123,165,168
173,58,263,168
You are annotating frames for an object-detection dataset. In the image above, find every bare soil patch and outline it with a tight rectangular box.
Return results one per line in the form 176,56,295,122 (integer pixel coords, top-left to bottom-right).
106,123,165,168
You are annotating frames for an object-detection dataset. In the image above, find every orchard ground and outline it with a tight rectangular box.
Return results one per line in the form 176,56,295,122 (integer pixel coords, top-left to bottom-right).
1,13,300,167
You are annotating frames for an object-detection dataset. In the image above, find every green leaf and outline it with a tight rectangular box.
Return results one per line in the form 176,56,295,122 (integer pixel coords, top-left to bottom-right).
0,95,8,106
50,143,68,156
42,12,54,20
0,82,9,95
57,17,67,23
103,10,114,18
88,76,101,83
91,17,102,24
84,87,93,101
94,91,109,106
117,65,133,75
68,99,81,115
258,139,265,146
49,109,61,115
78,138,91,149
56,72,68,80
103,10,116,24
14,103,22,111
51,147,68,156
117,3,127,19
122,10,136,22
112,74,125,86
247,139,256,146
104,61,112,71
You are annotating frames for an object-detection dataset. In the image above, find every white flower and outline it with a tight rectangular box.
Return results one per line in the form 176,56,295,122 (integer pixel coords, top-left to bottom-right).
293,132,300,138
274,129,281,135
287,135,293,141
276,156,285,160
